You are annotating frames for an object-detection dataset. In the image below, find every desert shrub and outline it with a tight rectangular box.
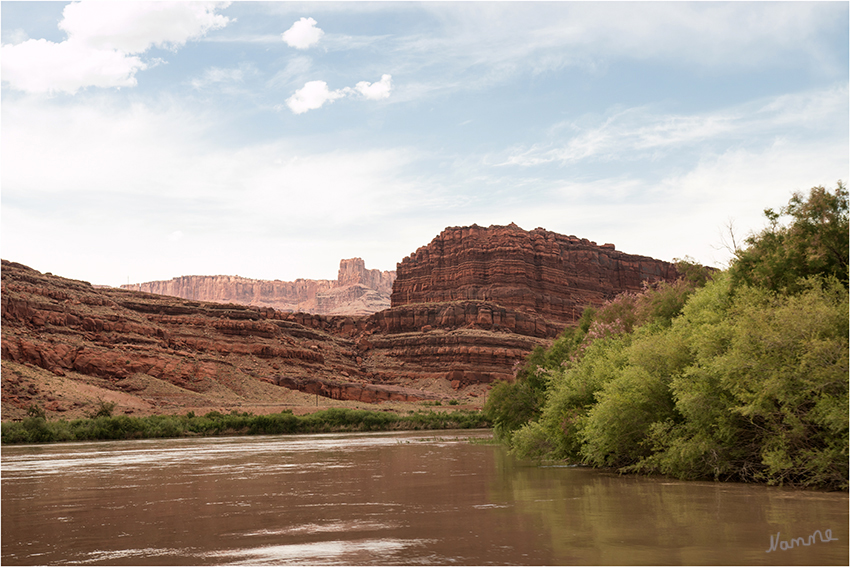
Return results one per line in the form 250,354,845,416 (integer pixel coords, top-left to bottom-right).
26,404,46,419
510,420,557,461
632,275,849,488
489,271,711,448
509,265,848,489
1,422,29,444
484,377,546,441
512,336,631,461
723,278,847,487
145,415,185,438
406,409,488,430
247,412,300,435
579,326,690,468
304,408,390,430
185,415,223,435
69,415,139,440
22,417,53,443
86,399,117,419
1,407,490,444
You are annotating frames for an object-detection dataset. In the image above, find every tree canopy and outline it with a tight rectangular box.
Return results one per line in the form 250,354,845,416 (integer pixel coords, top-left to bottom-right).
486,183,849,490
730,183,848,292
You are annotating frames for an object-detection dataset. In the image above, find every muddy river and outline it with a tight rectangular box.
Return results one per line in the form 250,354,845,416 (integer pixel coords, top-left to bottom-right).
2,430,847,565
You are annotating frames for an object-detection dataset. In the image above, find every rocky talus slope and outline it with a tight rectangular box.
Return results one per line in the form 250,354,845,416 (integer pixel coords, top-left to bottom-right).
122,258,395,316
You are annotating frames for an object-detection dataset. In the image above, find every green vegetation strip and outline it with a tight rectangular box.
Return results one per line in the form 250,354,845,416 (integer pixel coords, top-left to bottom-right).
1,408,491,444
485,184,849,491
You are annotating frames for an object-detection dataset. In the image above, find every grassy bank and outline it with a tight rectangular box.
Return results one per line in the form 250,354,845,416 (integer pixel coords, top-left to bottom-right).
1,407,491,444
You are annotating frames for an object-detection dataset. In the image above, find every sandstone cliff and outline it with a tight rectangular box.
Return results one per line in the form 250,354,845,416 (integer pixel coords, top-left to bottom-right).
392,223,680,326
2,224,686,419
122,258,395,316
2,260,543,419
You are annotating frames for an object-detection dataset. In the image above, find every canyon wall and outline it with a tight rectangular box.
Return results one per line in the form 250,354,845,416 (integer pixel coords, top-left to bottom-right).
392,223,680,326
2,260,543,418
122,258,395,316
3,224,686,418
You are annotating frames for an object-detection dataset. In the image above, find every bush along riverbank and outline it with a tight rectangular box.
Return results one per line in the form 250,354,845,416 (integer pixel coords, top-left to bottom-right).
1,406,491,444
485,184,849,491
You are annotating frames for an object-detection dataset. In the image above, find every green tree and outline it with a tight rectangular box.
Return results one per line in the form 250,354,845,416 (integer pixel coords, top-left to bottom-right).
512,335,631,461
504,264,712,453
730,183,848,292
498,184,850,489
484,347,549,440
635,275,849,488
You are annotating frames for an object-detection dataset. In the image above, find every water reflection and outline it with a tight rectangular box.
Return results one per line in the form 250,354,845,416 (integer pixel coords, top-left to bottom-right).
490,448,849,565
2,431,847,565
205,538,432,566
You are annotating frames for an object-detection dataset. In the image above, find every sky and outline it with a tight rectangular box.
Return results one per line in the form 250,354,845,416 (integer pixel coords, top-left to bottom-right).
2,1,848,287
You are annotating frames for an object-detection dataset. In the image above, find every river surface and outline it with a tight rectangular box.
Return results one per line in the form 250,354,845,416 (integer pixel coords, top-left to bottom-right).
2,430,847,565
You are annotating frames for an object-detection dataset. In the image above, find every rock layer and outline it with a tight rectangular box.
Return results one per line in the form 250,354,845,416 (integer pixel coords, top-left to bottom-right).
123,258,395,316
392,223,680,326
3,224,684,419
1,260,545,418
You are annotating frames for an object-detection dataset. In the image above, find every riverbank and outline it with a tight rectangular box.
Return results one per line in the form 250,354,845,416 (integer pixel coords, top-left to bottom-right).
1,360,487,423
1,407,491,444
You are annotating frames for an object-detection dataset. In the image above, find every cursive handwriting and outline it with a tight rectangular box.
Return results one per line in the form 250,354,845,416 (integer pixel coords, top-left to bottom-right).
766,529,838,553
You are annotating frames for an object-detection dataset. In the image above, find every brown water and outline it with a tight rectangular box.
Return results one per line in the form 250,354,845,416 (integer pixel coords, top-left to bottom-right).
2,430,847,565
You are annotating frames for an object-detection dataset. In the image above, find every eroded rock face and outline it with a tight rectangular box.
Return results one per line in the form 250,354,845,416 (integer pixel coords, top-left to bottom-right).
337,258,395,292
2,260,539,416
275,375,450,403
122,258,396,316
2,225,684,417
392,223,680,326
365,301,559,338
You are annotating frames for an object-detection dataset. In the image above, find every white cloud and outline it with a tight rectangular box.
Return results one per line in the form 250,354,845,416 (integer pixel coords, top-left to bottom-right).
2,28,30,45
285,75,393,114
354,74,393,100
1,39,147,94
1,2,230,94
1,96,431,284
378,2,846,102
500,108,741,167
285,80,348,114
281,17,324,50
500,86,849,167
2,86,846,286
58,1,230,53
190,64,256,90
1,95,424,220
636,139,849,267
466,140,848,272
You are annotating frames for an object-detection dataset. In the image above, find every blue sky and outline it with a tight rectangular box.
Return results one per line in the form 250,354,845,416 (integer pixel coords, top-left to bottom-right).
2,1,848,287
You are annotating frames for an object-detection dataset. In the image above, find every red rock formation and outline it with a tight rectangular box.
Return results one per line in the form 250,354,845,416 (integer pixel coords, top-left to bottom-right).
392,223,680,326
1,260,519,418
2,225,687,419
365,301,559,338
337,258,395,292
122,258,396,316
275,375,449,403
